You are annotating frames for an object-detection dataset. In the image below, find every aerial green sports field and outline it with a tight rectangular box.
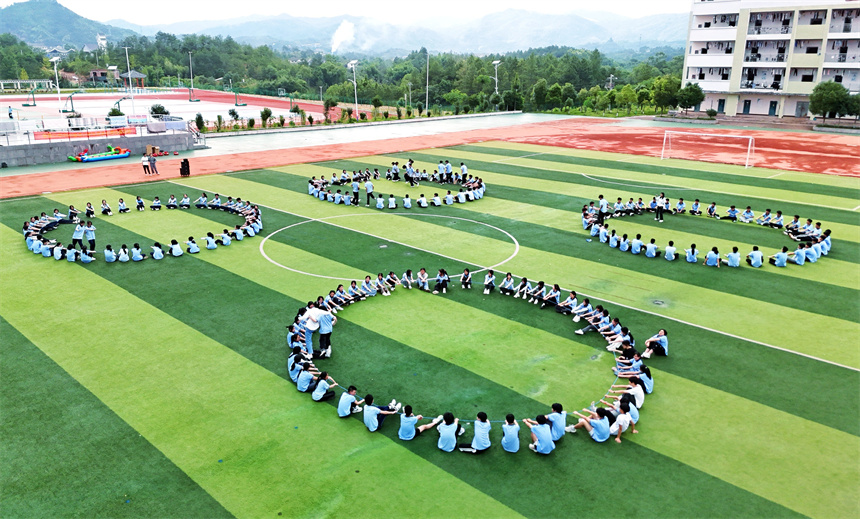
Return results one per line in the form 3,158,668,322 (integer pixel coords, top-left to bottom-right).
2,141,858,518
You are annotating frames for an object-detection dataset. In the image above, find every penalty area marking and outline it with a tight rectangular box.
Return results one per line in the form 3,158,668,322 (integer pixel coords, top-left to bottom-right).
259,212,520,282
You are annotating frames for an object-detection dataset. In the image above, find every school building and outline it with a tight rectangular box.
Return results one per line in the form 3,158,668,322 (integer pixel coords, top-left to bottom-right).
682,0,860,118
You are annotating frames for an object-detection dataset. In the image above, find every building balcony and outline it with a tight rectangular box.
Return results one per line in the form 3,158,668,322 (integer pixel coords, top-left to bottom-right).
824,52,860,65
693,79,732,92
743,53,787,63
740,81,783,91
689,27,738,42
687,54,734,68
748,25,793,36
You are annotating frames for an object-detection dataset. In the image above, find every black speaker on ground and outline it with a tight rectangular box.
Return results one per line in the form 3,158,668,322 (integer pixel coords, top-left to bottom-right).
180,158,190,177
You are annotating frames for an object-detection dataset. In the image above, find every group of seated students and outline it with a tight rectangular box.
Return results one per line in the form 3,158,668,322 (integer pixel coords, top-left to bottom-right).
308,160,486,209
286,265,664,454
21,192,262,264
583,195,833,269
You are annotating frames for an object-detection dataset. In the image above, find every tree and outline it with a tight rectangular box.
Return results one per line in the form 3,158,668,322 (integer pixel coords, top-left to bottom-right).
260,107,272,127
596,94,610,114
215,115,224,131
847,93,860,122
616,84,637,115
150,104,170,116
576,88,588,107
308,115,314,126
632,62,660,84
637,88,651,109
489,93,502,110
502,89,524,111
416,101,424,116
651,75,681,114
107,107,124,117
676,83,705,114
248,117,255,129
809,81,851,123
443,89,467,111
371,95,382,109
228,108,239,121
532,78,548,108
323,98,338,122
346,107,354,121
546,82,563,108
195,113,205,131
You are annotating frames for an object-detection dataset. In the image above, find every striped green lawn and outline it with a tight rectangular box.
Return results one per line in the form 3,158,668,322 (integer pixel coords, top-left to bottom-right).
1,143,857,519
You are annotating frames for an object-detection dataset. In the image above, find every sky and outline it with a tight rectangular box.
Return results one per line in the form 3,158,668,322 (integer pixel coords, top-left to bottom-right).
1,0,692,24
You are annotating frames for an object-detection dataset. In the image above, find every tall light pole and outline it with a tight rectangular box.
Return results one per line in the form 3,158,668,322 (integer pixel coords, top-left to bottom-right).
407,81,412,108
49,57,61,108
347,60,358,118
492,60,501,95
319,85,323,102
122,46,136,117
188,51,195,96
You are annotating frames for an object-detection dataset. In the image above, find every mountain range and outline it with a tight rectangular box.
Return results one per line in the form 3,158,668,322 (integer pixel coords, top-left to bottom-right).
1,0,688,54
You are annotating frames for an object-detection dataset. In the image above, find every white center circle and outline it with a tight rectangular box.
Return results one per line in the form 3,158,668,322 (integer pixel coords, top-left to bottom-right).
259,213,520,281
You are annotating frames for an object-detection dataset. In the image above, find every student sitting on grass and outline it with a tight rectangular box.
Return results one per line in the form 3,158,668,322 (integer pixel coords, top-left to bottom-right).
373,273,392,296
400,269,416,289
645,238,661,258
168,239,183,257
706,202,720,219
416,268,430,291
417,194,428,208
150,197,162,211
526,281,546,304
555,291,578,315
186,237,200,254
501,414,520,453
361,276,378,297
461,268,472,290
523,415,555,454
769,246,789,267
513,277,532,299
767,210,784,228
566,407,611,442
337,386,365,417
482,269,494,294
642,329,668,358
689,199,701,215
575,308,610,335
399,406,444,441
703,246,721,268
545,403,567,442
432,269,449,294
739,206,755,223
311,372,338,402
746,246,764,267
540,284,561,309
437,412,465,452
608,377,646,409
722,246,741,267
685,244,699,263
131,243,147,262
570,298,593,322
756,209,773,226
459,412,491,453
499,273,516,295
117,244,130,262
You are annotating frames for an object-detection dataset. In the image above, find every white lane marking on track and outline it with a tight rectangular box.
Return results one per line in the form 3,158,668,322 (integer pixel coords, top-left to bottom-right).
767,172,785,179
168,180,858,372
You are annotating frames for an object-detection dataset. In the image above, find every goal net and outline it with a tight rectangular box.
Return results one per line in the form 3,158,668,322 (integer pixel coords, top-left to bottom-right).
661,131,755,168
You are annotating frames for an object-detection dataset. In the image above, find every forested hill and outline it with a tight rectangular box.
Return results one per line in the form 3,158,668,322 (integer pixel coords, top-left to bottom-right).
0,0,137,48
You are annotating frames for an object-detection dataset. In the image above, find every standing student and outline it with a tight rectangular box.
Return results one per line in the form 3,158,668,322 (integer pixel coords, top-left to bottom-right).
399,406,443,441
364,179,375,206
363,395,401,432
141,153,151,175
71,222,86,250
437,412,465,452
459,412,491,453
148,152,159,175
654,192,665,222
317,308,336,358
501,414,520,453
523,415,555,454
337,386,365,417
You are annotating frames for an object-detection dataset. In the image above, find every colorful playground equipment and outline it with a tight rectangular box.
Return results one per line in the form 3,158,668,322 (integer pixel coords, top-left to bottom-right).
67,145,131,162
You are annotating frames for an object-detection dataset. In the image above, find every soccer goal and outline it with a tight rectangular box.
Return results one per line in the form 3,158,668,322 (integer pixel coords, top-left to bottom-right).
661,131,755,168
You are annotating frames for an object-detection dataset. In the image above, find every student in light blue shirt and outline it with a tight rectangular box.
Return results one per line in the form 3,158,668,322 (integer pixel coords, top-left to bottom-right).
337,386,364,417
71,223,86,250
685,244,699,263
80,249,96,263
618,234,630,252
104,245,117,262
788,244,806,265
499,273,516,295
444,191,454,205
540,284,561,309
526,281,546,304
501,414,520,453
590,223,601,238
723,246,741,267
50,243,65,260
513,277,532,299
746,245,764,267
333,191,343,204
131,243,147,261
546,403,567,442
482,269,495,294
664,240,676,261
230,226,244,241
568,407,611,443
364,180,375,206
802,243,817,263
361,276,378,296
403,194,412,209
186,237,200,254
168,240,183,257
459,412,491,453
599,225,610,243
769,246,789,267
645,239,661,258
117,245,130,263
399,406,443,440
725,205,739,222
65,247,78,262
643,329,669,358
555,291,578,315
524,415,555,454
400,269,416,289
673,198,686,214
203,233,218,250
690,199,701,215
739,206,755,223
703,247,720,267
194,193,208,209
363,394,400,432
756,209,773,225
608,231,619,248
630,234,643,255
437,412,464,452
375,195,385,209
311,372,338,402
296,364,316,393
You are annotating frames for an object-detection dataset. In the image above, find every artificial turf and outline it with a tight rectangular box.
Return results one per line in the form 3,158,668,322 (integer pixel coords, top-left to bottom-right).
1,142,857,519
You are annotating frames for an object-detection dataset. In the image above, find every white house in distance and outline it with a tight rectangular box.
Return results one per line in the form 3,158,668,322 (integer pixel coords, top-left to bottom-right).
682,0,860,118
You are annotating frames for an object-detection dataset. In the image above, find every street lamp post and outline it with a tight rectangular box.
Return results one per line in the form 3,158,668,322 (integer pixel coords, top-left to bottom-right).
49,57,61,109
492,60,501,95
347,60,358,119
122,46,136,117
319,85,323,102
407,81,412,109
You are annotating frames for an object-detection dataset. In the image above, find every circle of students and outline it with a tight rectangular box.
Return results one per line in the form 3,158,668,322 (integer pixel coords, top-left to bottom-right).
288,266,667,455
584,193,832,268
308,159,486,208
22,192,262,263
